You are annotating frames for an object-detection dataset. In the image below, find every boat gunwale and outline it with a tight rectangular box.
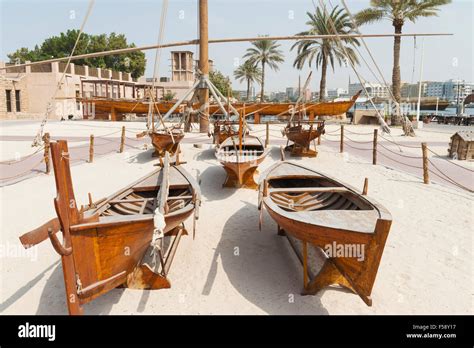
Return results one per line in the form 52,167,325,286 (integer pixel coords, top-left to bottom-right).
260,161,392,222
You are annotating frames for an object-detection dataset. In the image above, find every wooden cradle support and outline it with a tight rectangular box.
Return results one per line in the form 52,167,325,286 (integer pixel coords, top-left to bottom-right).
284,142,318,158
222,166,259,190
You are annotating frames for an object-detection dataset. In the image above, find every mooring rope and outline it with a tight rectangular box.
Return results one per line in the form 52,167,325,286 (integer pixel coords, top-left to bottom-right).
31,0,95,147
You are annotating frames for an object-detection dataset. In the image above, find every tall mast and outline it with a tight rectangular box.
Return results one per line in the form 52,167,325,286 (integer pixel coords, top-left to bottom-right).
239,104,244,153
198,0,209,133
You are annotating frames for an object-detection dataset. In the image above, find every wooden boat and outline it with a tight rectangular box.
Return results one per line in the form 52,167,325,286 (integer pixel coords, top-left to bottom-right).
19,140,201,315
149,128,184,157
283,121,325,157
216,135,269,189
212,120,249,145
258,160,392,306
283,90,361,157
80,95,366,121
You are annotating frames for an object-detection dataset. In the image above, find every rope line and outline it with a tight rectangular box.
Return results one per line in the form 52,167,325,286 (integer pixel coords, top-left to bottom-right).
376,150,424,169
343,135,373,144
377,142,423,159
0,146,45,165
428,159,474,192
0,158,44,181
344,142,372,151
428,148,474,173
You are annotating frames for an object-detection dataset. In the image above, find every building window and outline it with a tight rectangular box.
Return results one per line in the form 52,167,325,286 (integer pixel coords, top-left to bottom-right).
15,90,21,112
6,90,12,112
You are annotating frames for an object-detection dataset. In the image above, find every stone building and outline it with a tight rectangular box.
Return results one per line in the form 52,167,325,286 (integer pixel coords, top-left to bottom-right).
0,60,133,120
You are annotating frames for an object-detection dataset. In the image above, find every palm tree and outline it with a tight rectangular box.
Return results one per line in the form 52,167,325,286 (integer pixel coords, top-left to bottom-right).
292,5,360,102
355,0,451,104
244,39,284,101
234,60,262,101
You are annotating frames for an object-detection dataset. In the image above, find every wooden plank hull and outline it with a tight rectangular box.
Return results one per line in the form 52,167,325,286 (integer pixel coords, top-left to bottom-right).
150,130,184,157
216,135,269,189
212,121,249,145
259,161,392,306
284,122,325,157
19,141,201,314
79,91,361,120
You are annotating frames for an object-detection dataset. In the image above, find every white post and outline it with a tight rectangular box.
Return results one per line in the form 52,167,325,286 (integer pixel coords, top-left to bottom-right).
435,97,439,116
416,39,425,129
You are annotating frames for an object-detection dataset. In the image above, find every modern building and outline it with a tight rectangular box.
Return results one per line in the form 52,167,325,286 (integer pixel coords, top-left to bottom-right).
401,82,427,99
286,87,295,100
328,88,348,100
425,80,473,104
349,82,389,99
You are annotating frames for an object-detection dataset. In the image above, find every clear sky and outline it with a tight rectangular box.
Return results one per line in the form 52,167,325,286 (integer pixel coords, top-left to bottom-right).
1,0,472,93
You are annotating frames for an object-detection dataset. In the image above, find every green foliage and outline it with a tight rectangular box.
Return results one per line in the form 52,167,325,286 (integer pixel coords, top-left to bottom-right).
163,91,176,101
292,6,360,70
355,0,451,103
355,0,452,27
7,30,146,78
209,70,231,97
291,5,359,101
243,38,284,101
234,60,262,100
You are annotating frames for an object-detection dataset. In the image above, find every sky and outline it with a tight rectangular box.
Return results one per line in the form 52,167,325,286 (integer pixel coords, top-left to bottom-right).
1,0,473,93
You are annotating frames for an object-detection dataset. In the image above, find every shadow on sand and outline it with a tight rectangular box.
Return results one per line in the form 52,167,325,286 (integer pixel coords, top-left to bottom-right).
198,165,237,201
125,148,157,164
35,263,125,315
201,201,329,314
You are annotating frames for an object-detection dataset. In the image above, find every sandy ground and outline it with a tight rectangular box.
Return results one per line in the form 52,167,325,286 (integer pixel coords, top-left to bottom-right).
0,121,473,314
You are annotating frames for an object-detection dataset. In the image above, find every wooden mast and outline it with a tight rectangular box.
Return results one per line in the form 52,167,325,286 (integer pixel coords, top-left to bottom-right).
239,104,244,153
198,0,209,133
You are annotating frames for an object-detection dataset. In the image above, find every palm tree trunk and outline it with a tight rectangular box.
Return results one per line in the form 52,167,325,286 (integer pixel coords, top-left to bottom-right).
392,21,403,104
247,78,250,101
260,61,266,102
319,53,327,102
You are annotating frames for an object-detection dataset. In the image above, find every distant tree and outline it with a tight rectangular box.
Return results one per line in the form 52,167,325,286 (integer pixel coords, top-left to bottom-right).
209,70,231,97
355,0,451,103
244,39,284,102
233,60,262,101
7,30,146,78
292,6,359,102
163,91,176,101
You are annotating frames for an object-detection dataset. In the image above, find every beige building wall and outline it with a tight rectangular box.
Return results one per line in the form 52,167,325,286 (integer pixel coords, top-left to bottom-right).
0,61,133,120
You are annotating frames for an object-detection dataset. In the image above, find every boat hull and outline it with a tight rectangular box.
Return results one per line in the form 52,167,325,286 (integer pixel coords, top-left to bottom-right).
284,123,325,157
150,131,184,157
216,135,269,189
259,161,392,306
20,140,201,314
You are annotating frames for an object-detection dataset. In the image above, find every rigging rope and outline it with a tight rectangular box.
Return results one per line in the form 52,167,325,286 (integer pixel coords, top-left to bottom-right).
339,0,415,137
148,0,169,131
315,0,390,134
31,0,95,147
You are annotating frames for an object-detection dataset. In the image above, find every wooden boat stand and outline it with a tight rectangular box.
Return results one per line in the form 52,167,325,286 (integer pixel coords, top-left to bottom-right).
222,165,259,189
284,138,318,158
269,178,389,306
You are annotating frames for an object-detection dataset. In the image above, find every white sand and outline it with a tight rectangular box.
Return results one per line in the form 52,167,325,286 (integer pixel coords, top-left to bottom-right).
0,121,472,314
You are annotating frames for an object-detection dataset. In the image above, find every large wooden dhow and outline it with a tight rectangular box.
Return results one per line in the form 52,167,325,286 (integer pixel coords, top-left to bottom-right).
19,140,200,315
258,160,392,306
216,135,269,189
